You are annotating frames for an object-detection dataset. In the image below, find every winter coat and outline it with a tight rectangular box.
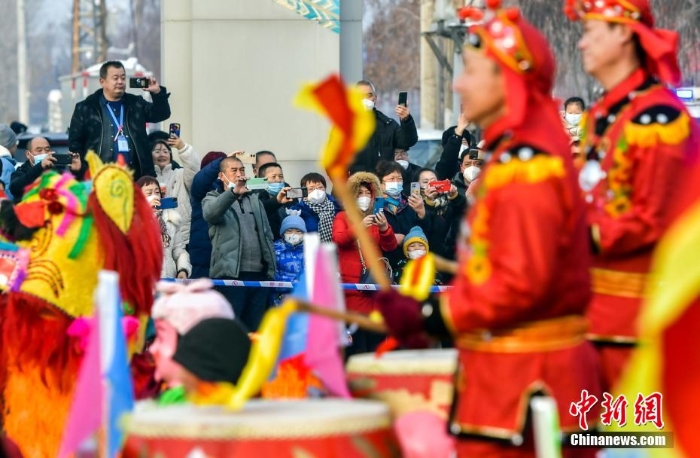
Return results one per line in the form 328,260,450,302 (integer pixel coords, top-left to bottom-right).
289,195,342,234
349,110,418,174
423,191,466,260
333,172,398,315
154,142,200,245
0,146,17,200
256,190,295,240
188,157,223,278
273,239,304,305
68,88,171,179
159,208,192,278
202,188,275,280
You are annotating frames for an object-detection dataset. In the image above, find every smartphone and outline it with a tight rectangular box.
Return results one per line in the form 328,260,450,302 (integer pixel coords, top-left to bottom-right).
157,197,178,210
373,197,385,214
233,152,256,165
410,182,421,196
398,91,408,107
429,180,452,193
246,177,268,191
129,77,149,89
53,153,73,171
286,187,308,199
468,149,481,160
169,123,181,138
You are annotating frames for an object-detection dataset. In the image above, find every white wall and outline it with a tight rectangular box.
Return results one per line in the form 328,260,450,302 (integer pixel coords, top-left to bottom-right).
162,0,343,186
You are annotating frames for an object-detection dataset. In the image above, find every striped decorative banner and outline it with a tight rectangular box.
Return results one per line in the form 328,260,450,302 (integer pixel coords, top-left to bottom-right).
163,278,452,293
272,0,340,34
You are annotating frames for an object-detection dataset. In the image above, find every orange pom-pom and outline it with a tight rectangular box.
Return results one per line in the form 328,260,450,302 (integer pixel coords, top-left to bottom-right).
504,8,520,21
458,7,484,21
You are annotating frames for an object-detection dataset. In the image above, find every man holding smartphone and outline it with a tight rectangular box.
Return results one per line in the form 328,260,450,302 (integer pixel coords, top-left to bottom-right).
68,60,171,179
349,80,418,174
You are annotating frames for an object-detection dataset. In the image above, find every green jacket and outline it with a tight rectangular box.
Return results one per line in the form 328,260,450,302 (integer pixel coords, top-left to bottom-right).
202,188,275,279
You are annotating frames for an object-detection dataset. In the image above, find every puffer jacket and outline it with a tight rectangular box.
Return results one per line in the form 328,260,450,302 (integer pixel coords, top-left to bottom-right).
159,209,192,278
155,142,200,245
68,88,171,179
273,239,304,305
333,172,398,314
202,188,275,279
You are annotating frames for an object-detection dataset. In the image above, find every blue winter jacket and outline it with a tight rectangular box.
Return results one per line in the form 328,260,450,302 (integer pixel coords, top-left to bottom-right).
273,239,304,305
188,157,223,278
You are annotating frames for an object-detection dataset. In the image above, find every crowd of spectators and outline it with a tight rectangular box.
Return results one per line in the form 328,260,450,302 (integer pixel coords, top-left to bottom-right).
2,69,587,350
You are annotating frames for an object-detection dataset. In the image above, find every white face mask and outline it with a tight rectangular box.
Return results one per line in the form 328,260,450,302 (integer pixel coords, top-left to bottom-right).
396,160,409,170
32,153,48,164
459,144,469,156
408,249,427,260
284,233,303,246
385,182,403,197
357,196,371,211
146,195,158,203
362,99,375,111
307,189,327,204
225,177,235,190
463,166,480,183
565,113,582,126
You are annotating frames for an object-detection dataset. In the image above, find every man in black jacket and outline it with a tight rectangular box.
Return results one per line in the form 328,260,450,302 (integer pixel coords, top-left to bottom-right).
68,60,171,179
349,80,418,175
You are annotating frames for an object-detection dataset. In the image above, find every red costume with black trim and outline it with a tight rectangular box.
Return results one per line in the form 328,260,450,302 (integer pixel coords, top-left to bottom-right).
566,0,700,392
378,3,601,457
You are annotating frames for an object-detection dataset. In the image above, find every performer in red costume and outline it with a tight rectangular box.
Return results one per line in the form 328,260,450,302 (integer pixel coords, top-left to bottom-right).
564,0,700,392
376,2,601,457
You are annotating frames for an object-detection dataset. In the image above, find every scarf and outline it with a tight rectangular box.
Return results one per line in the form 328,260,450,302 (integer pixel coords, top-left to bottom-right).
155,210,171,248
385,195,407,215
425,194,449,216
306,199,336,243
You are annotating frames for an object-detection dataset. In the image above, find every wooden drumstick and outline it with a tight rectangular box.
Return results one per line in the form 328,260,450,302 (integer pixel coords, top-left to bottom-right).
433,254,458,275
295,300,388,334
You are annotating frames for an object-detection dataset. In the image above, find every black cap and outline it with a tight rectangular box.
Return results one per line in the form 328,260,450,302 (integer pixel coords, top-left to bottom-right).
172,318,251,385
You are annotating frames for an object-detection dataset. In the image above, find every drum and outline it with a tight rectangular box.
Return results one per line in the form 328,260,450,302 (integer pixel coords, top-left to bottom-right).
346,349,458,419
122,399,399,458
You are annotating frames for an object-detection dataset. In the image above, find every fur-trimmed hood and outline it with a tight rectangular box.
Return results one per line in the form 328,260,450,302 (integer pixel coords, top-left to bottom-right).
348,171,382,215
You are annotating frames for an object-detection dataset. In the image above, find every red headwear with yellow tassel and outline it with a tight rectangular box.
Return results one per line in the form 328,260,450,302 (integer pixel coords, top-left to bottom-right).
564,0,681,86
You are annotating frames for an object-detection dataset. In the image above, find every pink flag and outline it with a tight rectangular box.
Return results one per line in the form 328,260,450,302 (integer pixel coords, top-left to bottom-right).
58,313,103,458
306,246,351,398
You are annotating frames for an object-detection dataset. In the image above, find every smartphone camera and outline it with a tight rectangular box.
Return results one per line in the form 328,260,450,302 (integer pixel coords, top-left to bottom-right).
129,77,149,89
53,153,73,172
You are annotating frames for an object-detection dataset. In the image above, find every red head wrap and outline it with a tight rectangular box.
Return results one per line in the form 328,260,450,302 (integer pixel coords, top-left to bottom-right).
458,0,562,142
564,0,681,85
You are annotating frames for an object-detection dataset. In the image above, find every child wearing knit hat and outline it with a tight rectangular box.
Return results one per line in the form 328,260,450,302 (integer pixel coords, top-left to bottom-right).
393,226,442,285
273,210,307,305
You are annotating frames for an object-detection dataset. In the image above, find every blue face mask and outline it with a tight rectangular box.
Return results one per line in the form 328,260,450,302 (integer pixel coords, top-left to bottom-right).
267,182,285,196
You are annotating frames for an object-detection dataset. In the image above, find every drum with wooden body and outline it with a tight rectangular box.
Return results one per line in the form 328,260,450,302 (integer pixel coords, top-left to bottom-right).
123,399,399,458
346,349,458,420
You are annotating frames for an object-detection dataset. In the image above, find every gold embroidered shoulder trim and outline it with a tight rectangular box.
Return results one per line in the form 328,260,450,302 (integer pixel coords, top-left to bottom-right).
624,109,690,148
484,155,565,190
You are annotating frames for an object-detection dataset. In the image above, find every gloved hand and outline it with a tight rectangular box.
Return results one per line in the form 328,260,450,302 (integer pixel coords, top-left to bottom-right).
375,289,430,349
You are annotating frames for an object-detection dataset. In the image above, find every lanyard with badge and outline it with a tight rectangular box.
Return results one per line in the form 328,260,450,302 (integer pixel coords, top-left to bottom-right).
106,103,129,153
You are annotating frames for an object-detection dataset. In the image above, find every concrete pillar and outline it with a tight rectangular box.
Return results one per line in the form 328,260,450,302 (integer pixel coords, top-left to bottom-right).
340,0,362,85
420,0,437,130
162,0,340,186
